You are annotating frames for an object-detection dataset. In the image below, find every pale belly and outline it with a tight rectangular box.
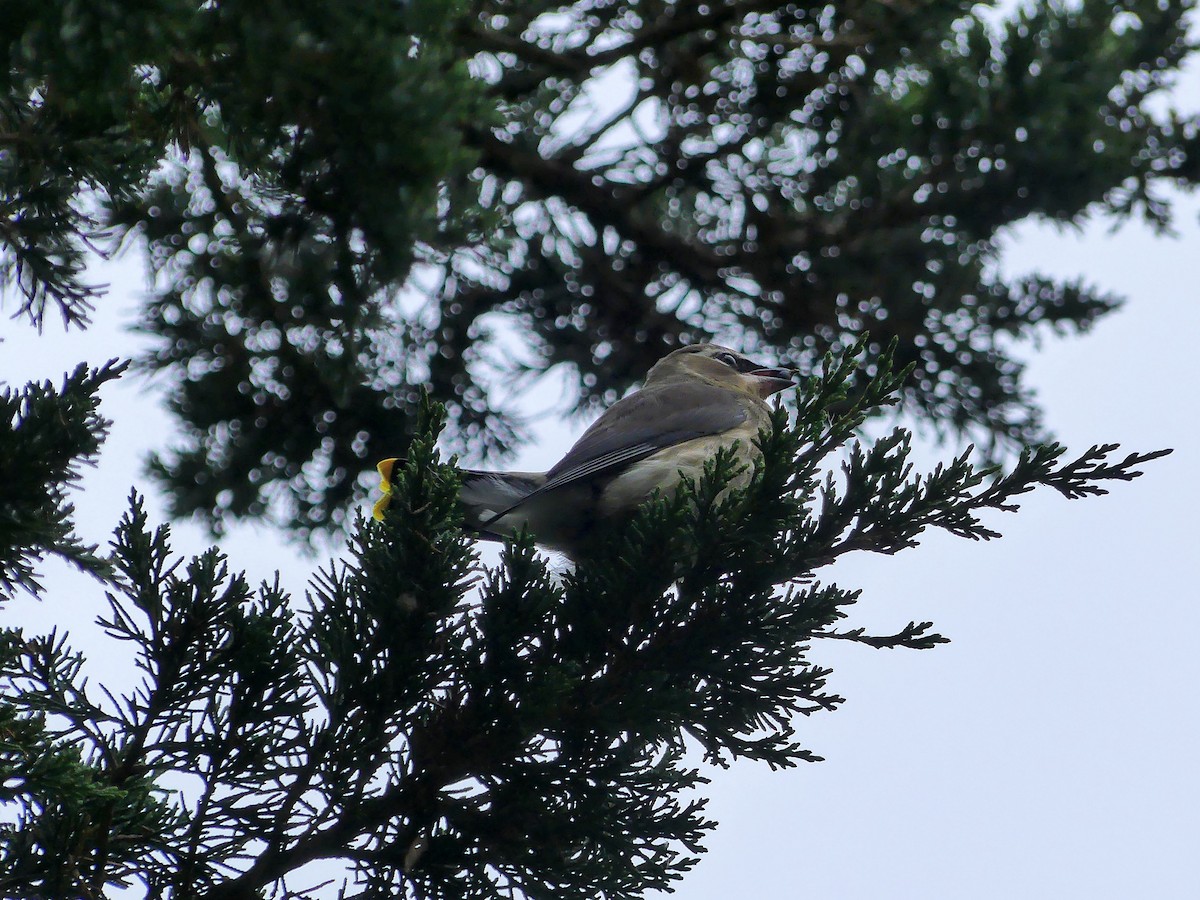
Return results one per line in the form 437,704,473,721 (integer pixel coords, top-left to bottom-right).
597,430,758,516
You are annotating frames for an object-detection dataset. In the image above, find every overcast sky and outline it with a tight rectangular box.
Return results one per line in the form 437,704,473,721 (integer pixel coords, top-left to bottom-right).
3,27,1199,900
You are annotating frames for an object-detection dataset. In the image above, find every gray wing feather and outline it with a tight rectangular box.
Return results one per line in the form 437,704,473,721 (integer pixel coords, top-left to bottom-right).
480,381,747,524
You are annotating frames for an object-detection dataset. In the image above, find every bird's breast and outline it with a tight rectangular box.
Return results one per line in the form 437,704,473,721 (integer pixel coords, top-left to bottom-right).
598,420,763,516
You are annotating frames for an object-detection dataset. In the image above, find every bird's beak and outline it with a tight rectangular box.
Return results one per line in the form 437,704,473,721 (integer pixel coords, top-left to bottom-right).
746,366,798,398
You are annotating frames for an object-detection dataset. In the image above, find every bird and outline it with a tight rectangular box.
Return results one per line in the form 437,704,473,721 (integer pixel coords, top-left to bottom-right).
373,344,797,557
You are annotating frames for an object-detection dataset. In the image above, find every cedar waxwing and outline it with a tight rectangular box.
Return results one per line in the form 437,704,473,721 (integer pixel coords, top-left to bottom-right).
373,344,797,557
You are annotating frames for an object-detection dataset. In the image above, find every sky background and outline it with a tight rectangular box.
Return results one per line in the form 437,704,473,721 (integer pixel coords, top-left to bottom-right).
3,22,1199,900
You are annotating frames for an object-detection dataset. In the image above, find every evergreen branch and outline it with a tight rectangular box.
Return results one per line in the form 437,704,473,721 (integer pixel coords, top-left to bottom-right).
0,341,1174,898
0,189,106,330
0,359,127,597
252,350,1167,898
801,432,1172,569
1039,444,1173,499
816,621,949,650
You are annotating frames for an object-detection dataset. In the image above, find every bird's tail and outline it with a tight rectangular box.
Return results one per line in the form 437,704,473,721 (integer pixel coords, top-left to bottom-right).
372,459,544,542
458,469,545,541
372,458,402,521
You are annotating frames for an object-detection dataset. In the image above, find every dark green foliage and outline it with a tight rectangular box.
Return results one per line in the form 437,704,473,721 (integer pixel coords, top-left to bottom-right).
0,629,182,896
0,349,1169,898
3,0,493,537
0,0,176,328
0,360,125,596
113,0,496,539
4,1,1194,536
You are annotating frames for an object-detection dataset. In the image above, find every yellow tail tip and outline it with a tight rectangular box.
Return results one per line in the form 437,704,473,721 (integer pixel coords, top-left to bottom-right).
372,458,400,521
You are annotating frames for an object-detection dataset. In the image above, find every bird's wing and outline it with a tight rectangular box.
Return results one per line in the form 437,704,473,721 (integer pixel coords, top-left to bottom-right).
480,381,748,524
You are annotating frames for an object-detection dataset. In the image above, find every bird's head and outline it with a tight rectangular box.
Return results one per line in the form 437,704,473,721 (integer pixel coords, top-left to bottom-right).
646,344,798,399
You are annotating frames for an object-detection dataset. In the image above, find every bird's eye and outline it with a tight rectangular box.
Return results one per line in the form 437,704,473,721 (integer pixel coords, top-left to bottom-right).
714,351,740,369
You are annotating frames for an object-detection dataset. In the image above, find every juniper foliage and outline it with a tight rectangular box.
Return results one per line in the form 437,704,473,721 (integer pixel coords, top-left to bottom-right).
0,360,125,596
0,350,1168,899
